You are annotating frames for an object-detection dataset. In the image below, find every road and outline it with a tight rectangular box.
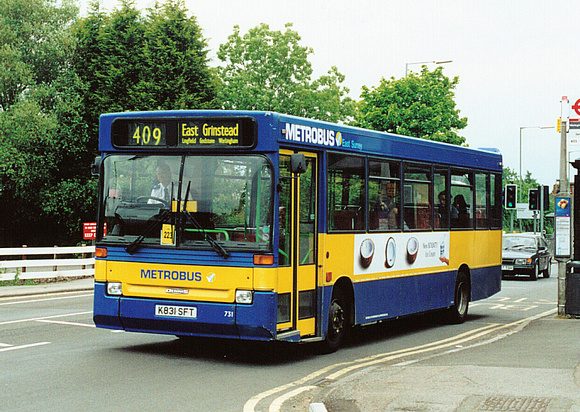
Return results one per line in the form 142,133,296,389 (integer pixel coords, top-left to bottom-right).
0,268,558,411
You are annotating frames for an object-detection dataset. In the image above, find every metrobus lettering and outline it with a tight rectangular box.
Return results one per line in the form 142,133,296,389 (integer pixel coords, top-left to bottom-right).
141,269,202,281
285,123,336,146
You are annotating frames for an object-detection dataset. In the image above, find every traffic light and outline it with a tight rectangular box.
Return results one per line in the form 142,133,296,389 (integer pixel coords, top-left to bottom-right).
541,185,550,211
505,184,517,209
529,188,539,210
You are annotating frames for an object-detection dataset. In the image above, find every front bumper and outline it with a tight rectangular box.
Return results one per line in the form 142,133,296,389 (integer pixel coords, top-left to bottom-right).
501,262,535,276
93,282,277,341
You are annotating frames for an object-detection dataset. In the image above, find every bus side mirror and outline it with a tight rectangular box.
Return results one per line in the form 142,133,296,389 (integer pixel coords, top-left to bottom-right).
91,156,101,177
290,153,306,174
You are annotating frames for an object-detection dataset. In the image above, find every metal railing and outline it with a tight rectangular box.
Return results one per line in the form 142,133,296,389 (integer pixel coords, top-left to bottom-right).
0,245,95,281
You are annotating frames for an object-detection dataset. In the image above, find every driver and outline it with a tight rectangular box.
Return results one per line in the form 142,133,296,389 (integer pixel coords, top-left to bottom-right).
148,163,173,204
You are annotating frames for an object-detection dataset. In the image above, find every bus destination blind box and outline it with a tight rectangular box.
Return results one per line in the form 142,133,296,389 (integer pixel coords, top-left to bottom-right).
111,116,257,149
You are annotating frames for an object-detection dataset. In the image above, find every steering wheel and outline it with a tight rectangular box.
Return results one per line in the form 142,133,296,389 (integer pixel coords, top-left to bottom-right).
136,196,171,208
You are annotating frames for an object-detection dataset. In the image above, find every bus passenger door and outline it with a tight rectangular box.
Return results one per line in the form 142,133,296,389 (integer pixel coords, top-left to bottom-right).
278,151,318,338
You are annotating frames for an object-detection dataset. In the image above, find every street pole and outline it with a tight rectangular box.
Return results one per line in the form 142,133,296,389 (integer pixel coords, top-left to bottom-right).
540,188,545,235
558,118,568,316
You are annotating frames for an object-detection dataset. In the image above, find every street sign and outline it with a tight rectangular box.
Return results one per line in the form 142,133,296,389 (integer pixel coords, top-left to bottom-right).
516,203,537,220
83,222,106,240
83,222,97,240
570,121,580,130
573,99,580,116
554,196,571,258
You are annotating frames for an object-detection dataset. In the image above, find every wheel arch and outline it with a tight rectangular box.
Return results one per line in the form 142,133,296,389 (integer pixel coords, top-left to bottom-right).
457,264,472,301
330,276,355,325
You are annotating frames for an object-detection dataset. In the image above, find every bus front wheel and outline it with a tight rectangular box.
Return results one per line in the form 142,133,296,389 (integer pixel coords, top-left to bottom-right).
321,291,350,353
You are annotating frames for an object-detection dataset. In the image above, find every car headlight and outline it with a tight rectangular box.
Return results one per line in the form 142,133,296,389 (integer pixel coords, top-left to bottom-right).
235,290,254,304
515,258,532,265
107,282,123,296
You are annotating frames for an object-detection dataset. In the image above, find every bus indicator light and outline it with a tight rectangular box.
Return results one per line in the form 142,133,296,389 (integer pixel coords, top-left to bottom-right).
95,247,107,258
253,255,274,265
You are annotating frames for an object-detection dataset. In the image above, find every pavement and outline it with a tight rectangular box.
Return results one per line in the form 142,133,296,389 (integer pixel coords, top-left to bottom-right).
0,276,95,298
2,278,579,412
307,313,580,412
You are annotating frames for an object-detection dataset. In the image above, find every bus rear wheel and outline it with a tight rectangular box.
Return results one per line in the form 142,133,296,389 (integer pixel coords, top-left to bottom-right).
321,291,350,353
445,272,470,324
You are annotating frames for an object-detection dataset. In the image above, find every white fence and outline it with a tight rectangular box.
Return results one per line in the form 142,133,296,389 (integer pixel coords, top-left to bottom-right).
0,246,95,281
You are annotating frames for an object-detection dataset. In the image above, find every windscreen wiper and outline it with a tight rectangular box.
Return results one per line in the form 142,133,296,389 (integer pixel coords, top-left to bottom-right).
181,211,230,259
125,209,172,255
180,181,230,259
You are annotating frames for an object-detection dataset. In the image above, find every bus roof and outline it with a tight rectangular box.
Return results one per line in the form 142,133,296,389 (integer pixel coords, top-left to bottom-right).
99,110,502,172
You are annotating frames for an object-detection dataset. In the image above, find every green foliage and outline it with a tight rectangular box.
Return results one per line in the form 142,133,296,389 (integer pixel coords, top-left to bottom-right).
355,66,467,145
75,0,217,135
217,23,355,123
0,0,97,246
0,0,78,110
0,0,219,246
139,1,216,109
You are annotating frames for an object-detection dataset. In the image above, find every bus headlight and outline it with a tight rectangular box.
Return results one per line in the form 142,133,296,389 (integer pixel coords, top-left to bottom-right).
236,290,253,304
107,282,123,296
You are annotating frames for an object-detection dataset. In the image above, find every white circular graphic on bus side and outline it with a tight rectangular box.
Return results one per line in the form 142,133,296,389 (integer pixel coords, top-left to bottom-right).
406,237,419,265
359,238,375,268
385,237,396,268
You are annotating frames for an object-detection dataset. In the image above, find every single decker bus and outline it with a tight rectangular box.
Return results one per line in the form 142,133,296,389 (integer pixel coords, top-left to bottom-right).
93,110,503,352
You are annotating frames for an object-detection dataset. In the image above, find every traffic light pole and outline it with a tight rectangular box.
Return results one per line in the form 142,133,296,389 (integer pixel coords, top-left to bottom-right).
510,210,514,233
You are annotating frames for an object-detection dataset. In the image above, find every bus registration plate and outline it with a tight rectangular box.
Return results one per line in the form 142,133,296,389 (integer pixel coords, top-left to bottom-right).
155,305,197,318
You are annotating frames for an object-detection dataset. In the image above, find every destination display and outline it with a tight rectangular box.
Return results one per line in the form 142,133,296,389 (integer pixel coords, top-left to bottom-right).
111,117,257,149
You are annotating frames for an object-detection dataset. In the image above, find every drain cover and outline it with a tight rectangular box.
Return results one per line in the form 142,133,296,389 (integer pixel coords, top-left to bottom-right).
477,396,553,412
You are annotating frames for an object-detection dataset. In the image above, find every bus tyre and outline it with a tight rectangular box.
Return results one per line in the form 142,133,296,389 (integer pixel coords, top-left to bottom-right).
446,272,469,324
321,291,349,353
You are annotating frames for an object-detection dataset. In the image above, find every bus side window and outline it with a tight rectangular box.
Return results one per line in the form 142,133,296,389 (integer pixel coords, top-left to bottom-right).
328,153,365,231
403,163,432,230
434,168,449,229
450,170,473,229
475,173,489,228
369,159,401,231
490,173,503,229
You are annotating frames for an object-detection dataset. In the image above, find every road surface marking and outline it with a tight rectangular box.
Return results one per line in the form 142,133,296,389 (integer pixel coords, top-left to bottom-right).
248,308,557,412
35,319,96,328
0,311,92,326
0,293,93,306
0,342,51,352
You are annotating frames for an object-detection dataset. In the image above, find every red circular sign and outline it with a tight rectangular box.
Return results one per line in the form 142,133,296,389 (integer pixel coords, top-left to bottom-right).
573,99,580,116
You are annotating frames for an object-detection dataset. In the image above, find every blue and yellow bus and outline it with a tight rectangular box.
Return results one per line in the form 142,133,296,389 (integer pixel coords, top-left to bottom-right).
93,110,503,352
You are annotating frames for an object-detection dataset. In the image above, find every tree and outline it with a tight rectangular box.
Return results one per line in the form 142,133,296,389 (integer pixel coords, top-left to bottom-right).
0,0,94,246
138,0,217,110
0,0,77,111
217,23,354,123
355,66,467,145
75,0,217,138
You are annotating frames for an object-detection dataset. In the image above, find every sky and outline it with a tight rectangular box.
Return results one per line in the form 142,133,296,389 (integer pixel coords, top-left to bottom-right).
80,0,580,187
